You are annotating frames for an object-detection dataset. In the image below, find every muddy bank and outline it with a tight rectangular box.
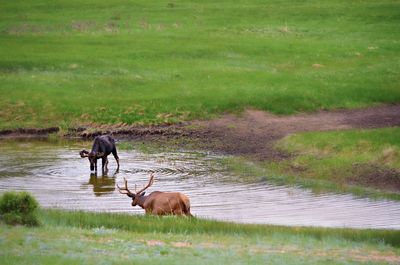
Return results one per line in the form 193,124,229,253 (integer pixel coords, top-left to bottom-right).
74,104,400,160
350,164,400,192
76,105,400,160
1,104,400,160
189,104,400,160
0,127,59,137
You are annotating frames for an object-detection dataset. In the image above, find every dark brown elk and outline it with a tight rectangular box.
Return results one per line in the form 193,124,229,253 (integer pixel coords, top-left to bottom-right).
79,135,119,173
117,174,192,216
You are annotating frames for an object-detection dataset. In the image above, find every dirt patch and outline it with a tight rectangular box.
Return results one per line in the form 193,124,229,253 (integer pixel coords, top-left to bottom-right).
171,242,192,248
186,104,400,160
71,20,98,32
146,240,165,246
5,23,46,35
350,163,400,192
2,105,400,161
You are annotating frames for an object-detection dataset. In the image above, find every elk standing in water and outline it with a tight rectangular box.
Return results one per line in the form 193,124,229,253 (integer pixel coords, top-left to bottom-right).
117,174,192,216
79,135,120,173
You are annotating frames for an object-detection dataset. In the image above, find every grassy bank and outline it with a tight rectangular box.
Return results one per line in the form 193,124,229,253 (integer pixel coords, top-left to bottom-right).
1,0,399,129
1,209,399,264
223,127,400,200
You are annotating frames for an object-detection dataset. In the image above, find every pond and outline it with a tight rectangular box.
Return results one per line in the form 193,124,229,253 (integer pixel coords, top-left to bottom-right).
0,139,399,229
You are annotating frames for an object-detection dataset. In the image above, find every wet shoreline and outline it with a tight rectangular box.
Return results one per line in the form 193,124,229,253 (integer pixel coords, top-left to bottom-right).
1,139,400,229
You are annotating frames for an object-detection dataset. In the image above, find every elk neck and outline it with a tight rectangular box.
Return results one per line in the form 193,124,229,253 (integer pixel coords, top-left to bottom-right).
135,194,149,209
91,138,101,153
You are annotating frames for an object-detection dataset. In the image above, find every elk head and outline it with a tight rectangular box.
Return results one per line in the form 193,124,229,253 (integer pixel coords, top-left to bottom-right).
79,150,105,171
117,174,154,206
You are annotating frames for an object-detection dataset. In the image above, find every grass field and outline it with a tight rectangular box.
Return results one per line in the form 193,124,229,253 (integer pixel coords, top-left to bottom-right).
1,209,399,265
1,2,399,262
1,0,399,129
223,127,400,200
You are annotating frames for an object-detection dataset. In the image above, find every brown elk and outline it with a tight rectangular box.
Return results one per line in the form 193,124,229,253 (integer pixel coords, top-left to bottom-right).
117,174,192,216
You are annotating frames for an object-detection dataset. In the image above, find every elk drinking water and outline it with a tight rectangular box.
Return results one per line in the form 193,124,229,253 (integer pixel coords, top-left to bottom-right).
79,135,120,173
117,174,192,216
2,140,400,228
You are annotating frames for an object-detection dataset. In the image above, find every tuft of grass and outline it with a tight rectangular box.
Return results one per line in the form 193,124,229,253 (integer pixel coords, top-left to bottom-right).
0,191,40,226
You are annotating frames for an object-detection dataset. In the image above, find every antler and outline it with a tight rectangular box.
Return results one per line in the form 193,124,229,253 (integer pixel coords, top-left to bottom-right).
79,150,89,158
117,174,154,198
136,174,154,195
117,177,135,197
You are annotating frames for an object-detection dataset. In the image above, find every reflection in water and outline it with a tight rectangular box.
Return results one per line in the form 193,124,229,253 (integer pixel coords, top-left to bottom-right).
85,172,117,197
0,139,400,229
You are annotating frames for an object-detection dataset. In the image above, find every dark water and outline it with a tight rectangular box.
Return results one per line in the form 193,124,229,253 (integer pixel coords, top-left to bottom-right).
0,139,399,229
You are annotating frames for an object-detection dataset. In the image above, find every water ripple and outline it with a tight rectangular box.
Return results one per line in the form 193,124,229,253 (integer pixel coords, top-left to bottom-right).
0,140,399,229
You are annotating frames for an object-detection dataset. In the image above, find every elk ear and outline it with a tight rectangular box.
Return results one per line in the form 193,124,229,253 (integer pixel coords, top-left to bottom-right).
80,150,89,158
96,152,105,158
139,192,146,197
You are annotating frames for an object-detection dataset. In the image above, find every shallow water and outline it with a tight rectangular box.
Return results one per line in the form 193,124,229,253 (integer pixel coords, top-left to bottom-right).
0,139,399,229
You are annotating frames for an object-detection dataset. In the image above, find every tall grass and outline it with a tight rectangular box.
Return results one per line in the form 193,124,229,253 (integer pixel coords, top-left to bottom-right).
41,209,400,248
0,0,399,128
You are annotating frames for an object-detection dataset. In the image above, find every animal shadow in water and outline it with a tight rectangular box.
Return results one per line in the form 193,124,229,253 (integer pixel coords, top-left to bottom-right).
87,170,118,197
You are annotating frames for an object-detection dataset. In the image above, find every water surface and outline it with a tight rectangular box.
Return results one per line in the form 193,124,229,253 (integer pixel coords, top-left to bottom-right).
0,139,399,229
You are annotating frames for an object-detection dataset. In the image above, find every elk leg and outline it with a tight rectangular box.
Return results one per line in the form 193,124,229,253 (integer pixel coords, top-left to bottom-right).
101,157,109,175
148,208,159,215
173,205,186,216
152,208,165,215
174,209,184,215
102,157,108,170
112,149,120,171
184,208,193,217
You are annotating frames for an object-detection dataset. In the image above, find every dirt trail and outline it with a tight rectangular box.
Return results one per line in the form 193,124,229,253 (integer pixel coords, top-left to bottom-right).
190,104,400,160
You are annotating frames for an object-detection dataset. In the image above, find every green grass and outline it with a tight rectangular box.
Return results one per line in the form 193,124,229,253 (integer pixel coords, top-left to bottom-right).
40,209,400,247
1,209,399,264
1,0,399,129
276,127,400,168
222,127,400,200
